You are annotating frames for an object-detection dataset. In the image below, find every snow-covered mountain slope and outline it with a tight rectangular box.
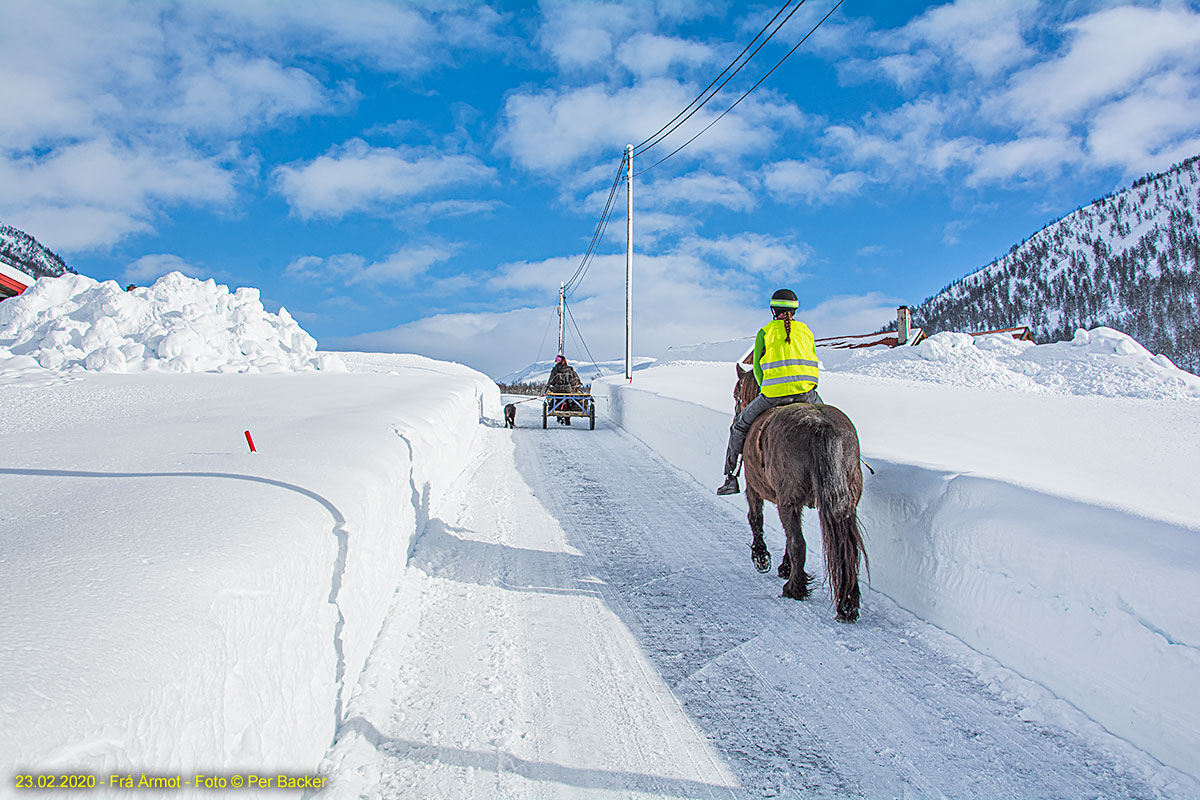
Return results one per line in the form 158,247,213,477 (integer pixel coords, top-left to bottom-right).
912,154,1200,373
0,221,70,279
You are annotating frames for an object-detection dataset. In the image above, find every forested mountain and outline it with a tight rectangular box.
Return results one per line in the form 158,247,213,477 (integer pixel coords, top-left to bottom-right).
909,155,1200,373
0,222,71,279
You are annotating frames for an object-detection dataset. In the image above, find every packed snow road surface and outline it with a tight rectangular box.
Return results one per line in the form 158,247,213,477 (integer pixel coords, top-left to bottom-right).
318,403,1175,799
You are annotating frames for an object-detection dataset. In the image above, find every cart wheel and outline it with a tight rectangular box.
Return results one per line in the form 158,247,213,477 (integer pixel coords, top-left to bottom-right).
589,402,595,430
542,403,548,429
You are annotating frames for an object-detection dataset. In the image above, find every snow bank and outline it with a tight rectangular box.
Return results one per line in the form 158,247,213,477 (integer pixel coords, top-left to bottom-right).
657,326,1200,400
0,354,499,796
0,271,345,375
819,327,1200,400
594,332,1200,782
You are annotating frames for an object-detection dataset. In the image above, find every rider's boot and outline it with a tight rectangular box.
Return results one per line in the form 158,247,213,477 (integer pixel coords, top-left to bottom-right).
716,473,740,495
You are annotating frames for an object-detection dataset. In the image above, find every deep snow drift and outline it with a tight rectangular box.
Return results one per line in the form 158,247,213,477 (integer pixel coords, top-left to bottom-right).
0,272,345,375
0,356,498,795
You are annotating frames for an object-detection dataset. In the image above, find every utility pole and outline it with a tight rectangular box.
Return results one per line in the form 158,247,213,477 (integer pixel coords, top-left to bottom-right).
625,143,633,382
558,282,565,357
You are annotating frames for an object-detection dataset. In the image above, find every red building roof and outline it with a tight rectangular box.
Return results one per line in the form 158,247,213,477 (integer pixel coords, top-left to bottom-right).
0,261,35,299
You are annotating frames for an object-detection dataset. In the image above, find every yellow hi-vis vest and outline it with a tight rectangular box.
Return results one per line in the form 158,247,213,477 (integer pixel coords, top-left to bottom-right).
758,318,819,397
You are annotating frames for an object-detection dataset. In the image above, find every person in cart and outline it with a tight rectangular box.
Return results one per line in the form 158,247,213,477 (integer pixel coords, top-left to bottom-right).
547,354,583,393
547,355,585,423
716,288,823,495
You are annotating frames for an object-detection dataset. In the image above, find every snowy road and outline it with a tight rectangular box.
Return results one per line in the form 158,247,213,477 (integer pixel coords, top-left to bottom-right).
318,403,1176,799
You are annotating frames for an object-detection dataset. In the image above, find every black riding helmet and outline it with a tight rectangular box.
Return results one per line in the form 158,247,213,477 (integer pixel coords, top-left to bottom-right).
770,288,799,318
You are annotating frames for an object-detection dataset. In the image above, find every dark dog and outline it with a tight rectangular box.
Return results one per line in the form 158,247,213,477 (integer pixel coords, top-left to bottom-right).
504,403,517,428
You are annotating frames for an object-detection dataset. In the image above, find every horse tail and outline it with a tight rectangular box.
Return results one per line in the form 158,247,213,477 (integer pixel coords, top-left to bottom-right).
812,415,866,621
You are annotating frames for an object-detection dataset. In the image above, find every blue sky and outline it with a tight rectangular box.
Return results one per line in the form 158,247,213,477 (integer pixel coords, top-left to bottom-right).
3,1,1200,377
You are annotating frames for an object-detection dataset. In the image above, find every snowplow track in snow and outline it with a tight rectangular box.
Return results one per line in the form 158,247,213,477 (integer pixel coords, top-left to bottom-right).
518,420,1170,799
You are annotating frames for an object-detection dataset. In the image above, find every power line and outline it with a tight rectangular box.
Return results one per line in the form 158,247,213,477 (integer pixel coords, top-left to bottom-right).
631,0,800,157
567,173,624,298
535,305,556,363
556,0,842,324
565,299,604,380
564,154,626,296
562,0,813,298
635,0,843,178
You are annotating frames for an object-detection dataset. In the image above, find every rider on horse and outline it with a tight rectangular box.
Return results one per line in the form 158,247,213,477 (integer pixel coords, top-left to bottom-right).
717,289,823,495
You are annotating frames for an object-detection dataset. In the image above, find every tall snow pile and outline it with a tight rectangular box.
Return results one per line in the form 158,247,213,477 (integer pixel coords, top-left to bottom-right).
0,271,344,374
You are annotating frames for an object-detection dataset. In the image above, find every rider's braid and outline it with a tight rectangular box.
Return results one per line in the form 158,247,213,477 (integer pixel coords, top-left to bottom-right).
782,311,793,343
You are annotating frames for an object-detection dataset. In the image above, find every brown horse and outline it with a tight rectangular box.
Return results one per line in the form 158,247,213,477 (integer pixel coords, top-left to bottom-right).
734,364,867,622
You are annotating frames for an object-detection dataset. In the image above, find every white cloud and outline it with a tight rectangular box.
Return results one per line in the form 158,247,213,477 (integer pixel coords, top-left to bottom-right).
178,1,512,73
124,254,207,284
1087,71,1200,174
165,55,338,136
646,172,757,212
285,244,457,285
591,209,697,249
7,207,151,253
0,139,235,251
874,52,940,89
966,135,1084,186
273,139,496,219
762,159,868,204
497,79,806,173
343,248,768,376
897,0,1036,79
534,1,636,71
942,219,969,247
681,233,811,276
616,32,715,78
0,0,510,251
997,6,1200,131
818,4,1200,187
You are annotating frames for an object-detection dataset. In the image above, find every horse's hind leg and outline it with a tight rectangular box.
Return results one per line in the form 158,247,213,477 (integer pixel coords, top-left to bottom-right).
746,486,771,573
778,503,812,600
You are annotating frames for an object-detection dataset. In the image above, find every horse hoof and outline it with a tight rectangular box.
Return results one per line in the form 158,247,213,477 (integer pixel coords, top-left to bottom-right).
751,548,771,573
836,609,860,623
780,581,810,601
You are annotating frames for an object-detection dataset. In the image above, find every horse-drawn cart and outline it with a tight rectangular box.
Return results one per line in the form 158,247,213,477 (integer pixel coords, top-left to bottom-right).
543,392,595,429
